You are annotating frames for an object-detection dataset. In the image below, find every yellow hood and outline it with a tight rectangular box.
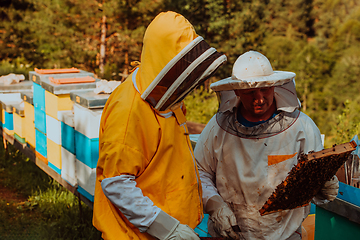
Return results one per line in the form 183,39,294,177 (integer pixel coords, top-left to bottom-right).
136,11,198,94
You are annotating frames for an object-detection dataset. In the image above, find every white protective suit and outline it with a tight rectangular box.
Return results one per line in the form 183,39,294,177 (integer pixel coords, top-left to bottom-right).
195,83,325,239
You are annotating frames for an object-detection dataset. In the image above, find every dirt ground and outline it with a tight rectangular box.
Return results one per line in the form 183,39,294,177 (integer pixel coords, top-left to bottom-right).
0,183,27,203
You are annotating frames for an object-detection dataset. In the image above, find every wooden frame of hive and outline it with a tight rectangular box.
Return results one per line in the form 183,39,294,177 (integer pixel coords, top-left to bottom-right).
259,140,357,216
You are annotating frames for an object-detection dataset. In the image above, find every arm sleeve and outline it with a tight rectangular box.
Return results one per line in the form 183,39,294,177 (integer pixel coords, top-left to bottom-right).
101,175,161,232
194,117,222,208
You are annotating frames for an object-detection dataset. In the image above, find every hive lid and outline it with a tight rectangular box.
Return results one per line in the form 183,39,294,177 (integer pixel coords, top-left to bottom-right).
58,110,75,127
21,91,33,105
11,102,25,116
40,77,98,95
70,90,109,109
0,93,23,112
0,80,32,93
259,141,357,216
29,69,95,86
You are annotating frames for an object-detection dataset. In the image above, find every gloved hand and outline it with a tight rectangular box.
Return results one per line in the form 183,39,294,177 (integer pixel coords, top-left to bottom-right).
147,210,200,240
320,175,339,201
313,175,339,205
166,224,200,240
206,195,240,240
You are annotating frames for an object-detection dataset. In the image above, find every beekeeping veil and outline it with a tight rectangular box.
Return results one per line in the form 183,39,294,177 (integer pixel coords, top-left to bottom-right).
133,11,227,112
210,51,300,113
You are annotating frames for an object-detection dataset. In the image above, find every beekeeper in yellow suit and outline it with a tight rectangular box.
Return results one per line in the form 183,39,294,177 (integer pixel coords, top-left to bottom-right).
195,51,339,240
92,11,227,240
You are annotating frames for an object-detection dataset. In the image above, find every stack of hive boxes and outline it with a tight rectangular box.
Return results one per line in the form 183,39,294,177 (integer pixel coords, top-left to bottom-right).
29,68,97,174
70,90,109,202
0,81,32,137
58,110,76,186
0,93,23,137
1,69,114,204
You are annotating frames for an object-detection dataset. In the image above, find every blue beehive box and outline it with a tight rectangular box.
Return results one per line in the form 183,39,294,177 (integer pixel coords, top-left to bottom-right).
33,82,45,111
4,111,14,131
74,130,99,168
35,128,47,158
34,107,46,134
76,158,96,202
77,186,94,202
61,122,75,154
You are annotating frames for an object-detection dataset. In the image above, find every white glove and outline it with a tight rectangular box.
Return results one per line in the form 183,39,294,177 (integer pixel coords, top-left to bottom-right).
93,79,121,94
206,195,240,240
313,175,339,205
166,224,200,240
321,175,339,201
147,210,200,240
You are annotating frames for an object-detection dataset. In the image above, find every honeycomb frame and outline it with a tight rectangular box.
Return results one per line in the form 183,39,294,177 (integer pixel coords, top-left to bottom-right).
259,141,357,216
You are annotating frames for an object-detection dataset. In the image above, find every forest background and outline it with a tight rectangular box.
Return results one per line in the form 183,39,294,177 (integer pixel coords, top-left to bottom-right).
1,0,360,147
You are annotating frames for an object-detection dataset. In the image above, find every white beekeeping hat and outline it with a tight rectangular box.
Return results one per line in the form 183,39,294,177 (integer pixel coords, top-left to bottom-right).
210,51,295,91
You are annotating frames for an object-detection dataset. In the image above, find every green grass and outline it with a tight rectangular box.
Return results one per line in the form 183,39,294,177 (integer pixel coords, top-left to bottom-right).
0,138,102,240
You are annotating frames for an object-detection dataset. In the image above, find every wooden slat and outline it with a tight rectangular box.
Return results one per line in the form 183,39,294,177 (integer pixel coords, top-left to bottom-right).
307,141,357,161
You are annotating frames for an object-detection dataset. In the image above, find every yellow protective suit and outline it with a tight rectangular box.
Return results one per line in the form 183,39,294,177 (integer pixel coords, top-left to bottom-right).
93,12,204,240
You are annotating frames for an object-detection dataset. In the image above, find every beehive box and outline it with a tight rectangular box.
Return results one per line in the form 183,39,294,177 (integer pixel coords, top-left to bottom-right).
76,159,96,202
75,131,99,169
61,147,77,186
73,103,102,139
46,114,62,174
260,141,357,216
58,110,76,186
46,115,61,145
35,128,47,162
0,93,23,135
47,138,61,175
33,82,45,111
29,68,95,86
34,107,46,134
58,110,75,155
0,104,3,128
12,103,25,143
22,92,35,148
45,91,73,120
73,103,101,168
21,91,33,105
0,80,32,93
40,74,97,95
70,90,110,109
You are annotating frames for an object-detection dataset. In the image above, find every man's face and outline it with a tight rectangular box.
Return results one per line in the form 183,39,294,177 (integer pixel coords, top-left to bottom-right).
234,86,276,121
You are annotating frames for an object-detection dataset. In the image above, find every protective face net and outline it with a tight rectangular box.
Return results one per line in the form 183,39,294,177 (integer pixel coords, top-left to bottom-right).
142,37,226,111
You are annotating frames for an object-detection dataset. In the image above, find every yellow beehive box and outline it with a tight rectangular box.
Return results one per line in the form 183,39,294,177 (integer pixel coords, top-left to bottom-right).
23,101,36,148
25,121,35,148
24,101,34,123
3,128,14,136
1,108,4,127
13,112,25,139
47,138,62,175
45,91,73,120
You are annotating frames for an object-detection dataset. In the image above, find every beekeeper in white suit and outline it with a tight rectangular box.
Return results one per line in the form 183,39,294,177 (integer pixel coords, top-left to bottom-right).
194,51,339,240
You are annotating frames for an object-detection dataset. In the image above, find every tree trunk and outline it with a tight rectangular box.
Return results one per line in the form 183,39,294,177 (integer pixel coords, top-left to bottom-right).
99,15,106,77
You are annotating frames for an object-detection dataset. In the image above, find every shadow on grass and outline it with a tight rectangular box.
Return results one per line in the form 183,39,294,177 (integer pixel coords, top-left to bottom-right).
0,136,102,240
